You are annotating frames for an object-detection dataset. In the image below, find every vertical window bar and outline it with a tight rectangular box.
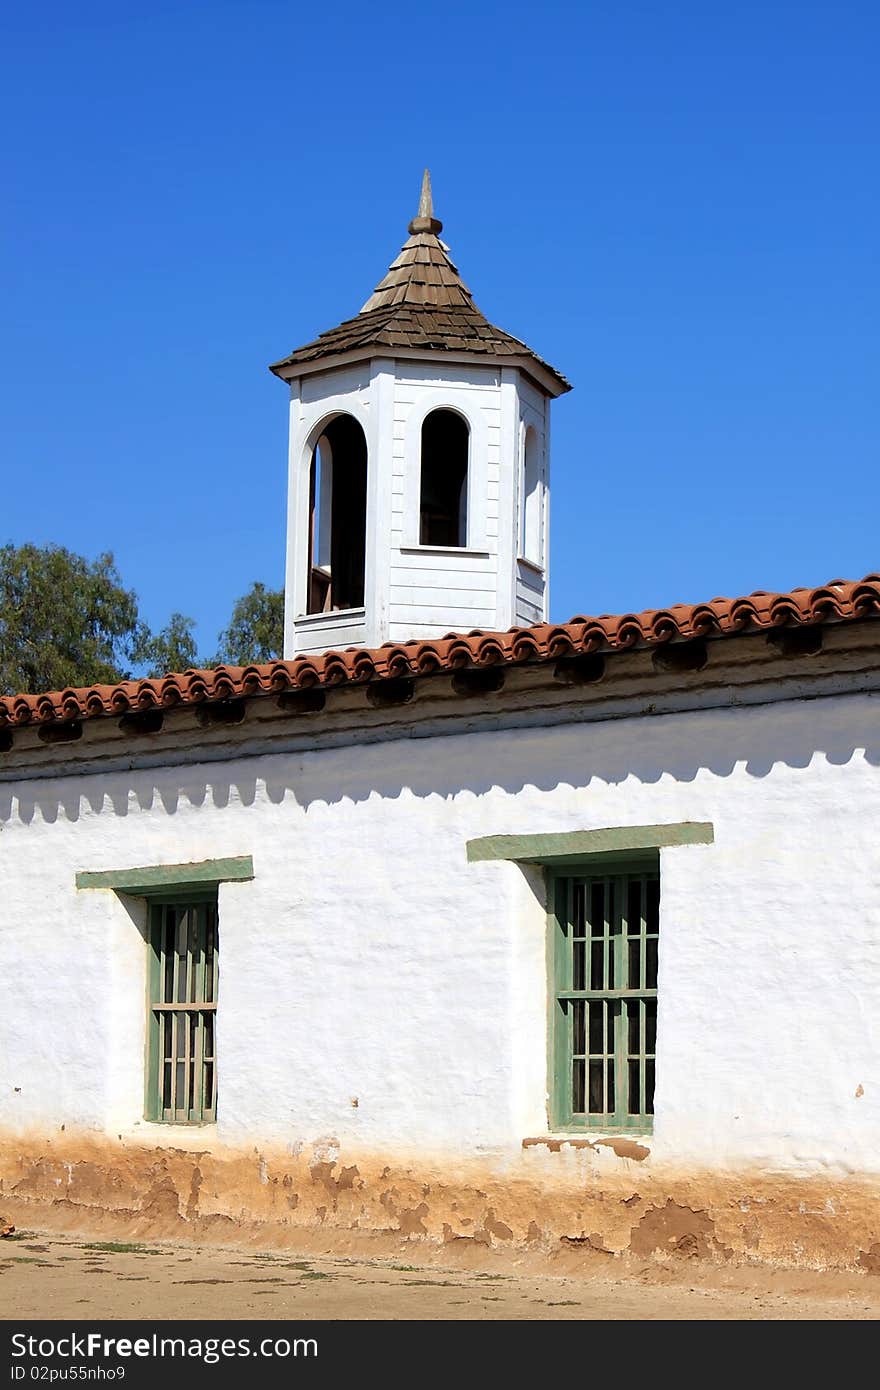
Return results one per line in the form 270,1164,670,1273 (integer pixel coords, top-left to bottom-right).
571,998,584,1114
199,906,206,1005
156,909,165,1006
169,1008,177,1118
645,996,657,1116
640,876,647,996
177,1007,185,1120
605,877,612,991
575,878,581,988
163,906,174,1001
174,906,181,1007
176,1010,185,1121
163,1011,172,1118
188,1011,197,1117
562,877,571,990
573,880,585,935
197,1009,206,1121
189,905,198,1004
212,905,219,1020
182,909,190,1005
606,999,616,1117
184,999,192,1121
153,910,163,1123
615,876,625,1123
208,902,218,1122
195,904,206,1119
175,973,183,1120
205,1011,215,1118
640,996,647,1119
205,911,214,1004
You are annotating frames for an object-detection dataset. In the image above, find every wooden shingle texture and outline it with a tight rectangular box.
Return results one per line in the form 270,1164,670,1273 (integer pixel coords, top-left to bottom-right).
270,172,570,392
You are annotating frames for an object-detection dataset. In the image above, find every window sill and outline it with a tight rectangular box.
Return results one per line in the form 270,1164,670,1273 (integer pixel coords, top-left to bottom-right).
293,607,366,625
125,1120,218,1149
523,1132,652,1156
516,556,544,576
144,1119,218,1128
397,545,491,559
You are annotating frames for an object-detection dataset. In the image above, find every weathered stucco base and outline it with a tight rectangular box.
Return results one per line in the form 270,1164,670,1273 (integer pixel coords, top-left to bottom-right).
2,1133,879,1277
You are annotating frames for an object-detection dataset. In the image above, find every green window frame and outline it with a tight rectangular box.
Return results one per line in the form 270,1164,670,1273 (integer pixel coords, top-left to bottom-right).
145,897,218,1124
549,856,659,1132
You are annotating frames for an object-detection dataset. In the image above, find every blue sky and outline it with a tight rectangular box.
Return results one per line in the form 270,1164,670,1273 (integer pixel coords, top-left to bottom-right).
2,2,878,655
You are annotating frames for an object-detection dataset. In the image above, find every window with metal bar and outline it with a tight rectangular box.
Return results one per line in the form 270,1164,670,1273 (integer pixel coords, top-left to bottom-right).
146,899,218,1124
549,861,659,1131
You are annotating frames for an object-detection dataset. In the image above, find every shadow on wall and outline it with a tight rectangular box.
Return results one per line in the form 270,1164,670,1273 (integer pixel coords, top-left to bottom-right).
0,697,878,829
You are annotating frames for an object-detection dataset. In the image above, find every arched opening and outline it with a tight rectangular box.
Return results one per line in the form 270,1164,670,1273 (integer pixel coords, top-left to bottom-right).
307,413,368,613
521,425,542,563
419,409,469,547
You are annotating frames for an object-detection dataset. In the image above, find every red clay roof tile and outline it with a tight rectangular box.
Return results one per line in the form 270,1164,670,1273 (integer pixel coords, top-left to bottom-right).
2,574,878,731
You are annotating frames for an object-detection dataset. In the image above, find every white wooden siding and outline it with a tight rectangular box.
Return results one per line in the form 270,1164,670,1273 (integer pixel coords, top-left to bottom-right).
293,609,367,655
394,363,501,390
286,354,554,652
390,587,498,610
516,559,546,626
389,537,498,631
387,612,497,640
300,363,369,403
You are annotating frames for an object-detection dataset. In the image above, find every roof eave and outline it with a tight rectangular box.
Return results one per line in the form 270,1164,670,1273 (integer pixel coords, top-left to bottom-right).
269,343,571,398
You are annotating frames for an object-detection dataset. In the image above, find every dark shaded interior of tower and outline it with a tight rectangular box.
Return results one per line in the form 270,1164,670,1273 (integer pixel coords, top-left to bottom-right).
308,414,368,613
420,409,469,548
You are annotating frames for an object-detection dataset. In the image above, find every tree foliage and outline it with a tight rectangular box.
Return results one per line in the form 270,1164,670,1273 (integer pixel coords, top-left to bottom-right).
1,542,285,694
214,582,284,666
131,612,200,678
0,542,142,695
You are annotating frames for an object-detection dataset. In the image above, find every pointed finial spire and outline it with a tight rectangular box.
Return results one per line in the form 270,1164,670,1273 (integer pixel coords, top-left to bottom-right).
408,168,443,236
418,168,433,218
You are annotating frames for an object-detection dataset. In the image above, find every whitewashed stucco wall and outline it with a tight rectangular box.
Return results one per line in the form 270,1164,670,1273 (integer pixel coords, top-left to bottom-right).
1,690,878,1175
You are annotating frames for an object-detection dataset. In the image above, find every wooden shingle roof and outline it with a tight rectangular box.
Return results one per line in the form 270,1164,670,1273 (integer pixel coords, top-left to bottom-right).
270,172,570,395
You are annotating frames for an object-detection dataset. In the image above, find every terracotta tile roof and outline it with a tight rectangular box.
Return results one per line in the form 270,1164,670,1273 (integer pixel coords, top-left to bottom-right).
2,574,878,731
269,171,570,394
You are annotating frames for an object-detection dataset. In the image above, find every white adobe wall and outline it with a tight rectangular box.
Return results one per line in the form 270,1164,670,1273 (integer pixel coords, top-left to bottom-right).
1,691,878,1176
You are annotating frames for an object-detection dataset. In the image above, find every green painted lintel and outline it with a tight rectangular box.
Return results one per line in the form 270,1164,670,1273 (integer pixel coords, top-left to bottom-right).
76,855,254,895
466,822,714,864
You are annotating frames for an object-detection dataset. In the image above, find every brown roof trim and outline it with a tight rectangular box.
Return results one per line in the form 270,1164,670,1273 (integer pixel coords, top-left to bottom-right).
269,304,571,396
2,574,879,731
271,340,570,400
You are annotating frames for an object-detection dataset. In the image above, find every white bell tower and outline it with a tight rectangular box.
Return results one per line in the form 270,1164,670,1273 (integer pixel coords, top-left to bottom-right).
270,172,570,657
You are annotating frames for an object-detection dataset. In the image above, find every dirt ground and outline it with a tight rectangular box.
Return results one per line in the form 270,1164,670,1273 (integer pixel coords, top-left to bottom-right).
1,1227,879,1319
